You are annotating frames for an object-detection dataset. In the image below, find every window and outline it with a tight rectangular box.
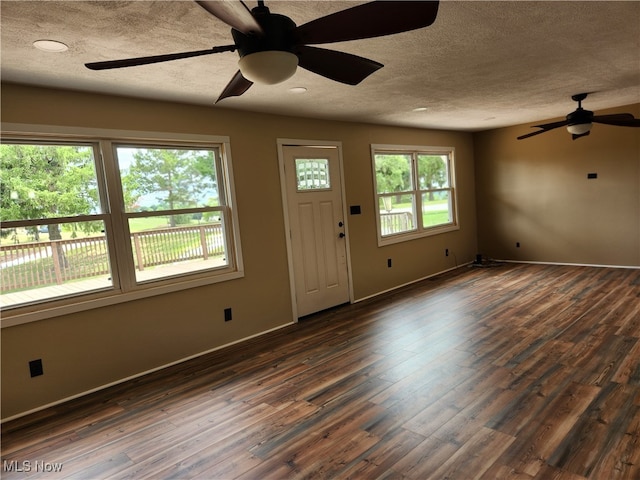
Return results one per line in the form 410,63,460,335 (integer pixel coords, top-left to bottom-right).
116,144,233,283
372,145,458,245
0,132,242,315
295,158,330,191
0,142,113,306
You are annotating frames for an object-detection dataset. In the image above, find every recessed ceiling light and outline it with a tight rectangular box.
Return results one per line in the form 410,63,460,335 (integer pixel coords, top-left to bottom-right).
33,40,68,52
412,107,428,112
289,87,307,94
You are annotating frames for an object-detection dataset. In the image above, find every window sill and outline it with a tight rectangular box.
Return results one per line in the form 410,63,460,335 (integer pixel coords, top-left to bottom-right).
1,268,244,328
377,224,460,247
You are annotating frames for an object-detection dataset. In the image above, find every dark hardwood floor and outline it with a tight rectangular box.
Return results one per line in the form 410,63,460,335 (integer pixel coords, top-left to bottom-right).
2,263,640,479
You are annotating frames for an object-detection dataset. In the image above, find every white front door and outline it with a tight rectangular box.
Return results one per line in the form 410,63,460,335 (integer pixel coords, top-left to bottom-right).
281,144,350,317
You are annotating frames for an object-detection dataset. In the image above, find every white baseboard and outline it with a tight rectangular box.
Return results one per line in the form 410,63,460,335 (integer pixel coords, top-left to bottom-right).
497,259,640,270
353,259,639,307
353,262,472,304
2,321,295,423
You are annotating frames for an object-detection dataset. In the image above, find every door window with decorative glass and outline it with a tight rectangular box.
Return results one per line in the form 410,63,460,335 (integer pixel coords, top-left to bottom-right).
295,158,331,191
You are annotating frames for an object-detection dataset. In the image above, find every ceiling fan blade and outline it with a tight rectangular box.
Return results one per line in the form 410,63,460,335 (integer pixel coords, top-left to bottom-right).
216,70,253,103
85,45,236,70
517,129,553,140
592,113,640,127
531,119,571,130
517,120,569,140
195,0,262,35
294,1,439,45
296,46,383,85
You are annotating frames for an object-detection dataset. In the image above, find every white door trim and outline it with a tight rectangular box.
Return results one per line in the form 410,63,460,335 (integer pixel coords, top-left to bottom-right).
277,138,353,322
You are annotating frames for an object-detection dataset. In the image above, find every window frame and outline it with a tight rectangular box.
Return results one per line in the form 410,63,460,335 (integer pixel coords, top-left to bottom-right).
110,142,237,288
371,144,459,246
1,124,244,327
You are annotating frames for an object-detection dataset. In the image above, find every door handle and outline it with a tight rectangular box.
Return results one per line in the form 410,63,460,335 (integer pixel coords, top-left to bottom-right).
339,232,346,238
338,221,344,227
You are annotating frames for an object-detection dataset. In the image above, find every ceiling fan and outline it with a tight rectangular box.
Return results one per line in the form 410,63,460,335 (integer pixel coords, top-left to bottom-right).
85,0,439,103
517,93,640,140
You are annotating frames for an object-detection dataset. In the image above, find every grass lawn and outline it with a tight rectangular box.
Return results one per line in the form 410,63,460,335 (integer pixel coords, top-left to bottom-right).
390,199,451,227
128,216,172,232
423,210,450,226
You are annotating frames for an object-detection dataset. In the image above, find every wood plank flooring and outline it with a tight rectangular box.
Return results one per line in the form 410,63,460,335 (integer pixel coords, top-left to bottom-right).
2,262,640,479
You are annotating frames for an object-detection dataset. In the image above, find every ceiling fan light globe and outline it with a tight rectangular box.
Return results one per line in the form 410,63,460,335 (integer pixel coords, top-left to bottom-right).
566,123,592,135
238,51,298,85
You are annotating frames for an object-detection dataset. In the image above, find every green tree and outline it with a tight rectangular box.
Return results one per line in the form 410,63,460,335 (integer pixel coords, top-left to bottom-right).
375,154,413,211
417,155,447,201
120,167,143,212
374,154,412,194
121,148,216,227
0,143,100,265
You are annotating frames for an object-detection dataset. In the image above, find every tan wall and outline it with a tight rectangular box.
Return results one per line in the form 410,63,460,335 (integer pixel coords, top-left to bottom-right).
474,103,640,267
1,83,477,419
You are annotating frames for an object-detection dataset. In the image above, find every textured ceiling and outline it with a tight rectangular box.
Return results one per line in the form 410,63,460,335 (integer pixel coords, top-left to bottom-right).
1,1,639,132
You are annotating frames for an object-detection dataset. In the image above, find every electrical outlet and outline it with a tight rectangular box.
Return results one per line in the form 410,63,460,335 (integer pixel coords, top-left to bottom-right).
29,359,43,377
224,308,232,322
387,258,392,268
